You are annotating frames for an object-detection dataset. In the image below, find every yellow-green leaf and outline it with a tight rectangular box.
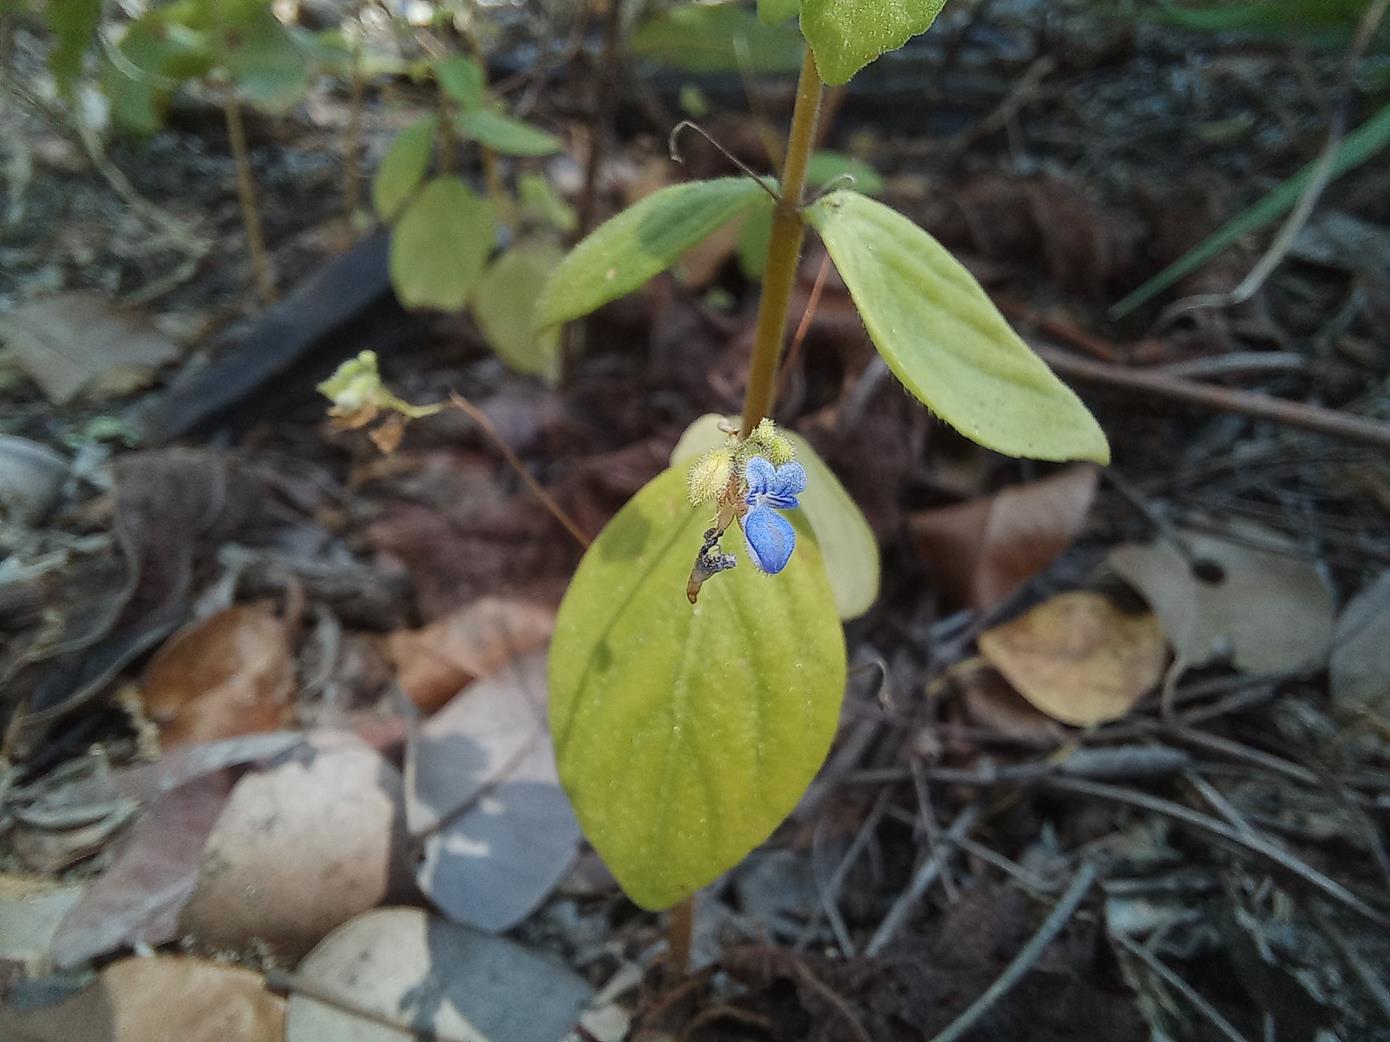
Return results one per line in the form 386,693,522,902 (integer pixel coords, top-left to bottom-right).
536,178,775,329
518,173,577,235
801,0,950,84
389,177,495,313
549,466,846,910
456,109,563,157
372,117,436,222
759,0,801,25
672,414,880,620
807,191,1109,464
472,243,566,382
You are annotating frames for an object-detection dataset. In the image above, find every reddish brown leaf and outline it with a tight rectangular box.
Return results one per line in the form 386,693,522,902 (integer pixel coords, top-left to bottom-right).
910,465,1098,610
142,605,294,747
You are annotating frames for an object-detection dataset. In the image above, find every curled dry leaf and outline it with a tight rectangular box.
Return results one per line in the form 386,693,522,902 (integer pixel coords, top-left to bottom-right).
950,660,1070,744
1108,521,1334,674
285,907,592,1042
910,465,1098,610
142,605,294,746
1330,570,1390,720
978,591,1167,726
179,735,411,959
408,650,581,933
0,956,284,1042
388,596,555,713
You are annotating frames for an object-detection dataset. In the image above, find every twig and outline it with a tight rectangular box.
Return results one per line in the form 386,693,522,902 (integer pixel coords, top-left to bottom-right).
927,861,1099,1042
1312,909,1390,1025
265,969,473,1042
223,94,274,304
1041,776,1390,927
803,786,893,956
576,0,622,238
1035,343,1390,450
789,961,873,1042
1111,932,1253,1042
448,392,591,548
865,801,982,956
773,252,832,408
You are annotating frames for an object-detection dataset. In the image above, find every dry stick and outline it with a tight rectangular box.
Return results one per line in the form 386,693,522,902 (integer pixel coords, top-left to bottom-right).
223,96,274,304
1157,0,1390,327
739,49,823,437
789,961,874,1042
265,969,473,1042
1041,775,1390,928
448,392,591,548
1110,932,1253,1042
864,801,983,956
772,252,832,408
1034,343,1390,450
1313,909,1390,1025
576,0,623,238
927,861,1099,1042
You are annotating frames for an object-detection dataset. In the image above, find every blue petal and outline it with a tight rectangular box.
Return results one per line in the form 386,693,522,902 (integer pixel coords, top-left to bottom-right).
764,460,807,509
743,506,796,574
744,456,776,499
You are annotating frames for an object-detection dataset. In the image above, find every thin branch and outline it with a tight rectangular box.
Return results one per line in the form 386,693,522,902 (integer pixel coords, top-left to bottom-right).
1111,932,1253,1042
448,392,591,548
773,252,832,406
927,861,1099,1042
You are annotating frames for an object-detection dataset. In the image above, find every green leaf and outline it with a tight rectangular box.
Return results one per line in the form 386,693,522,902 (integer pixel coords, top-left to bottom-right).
807,191,1109,464
518,173,578,235
224,17,309,110
472,243,566,382
389,177,496,313
47,0,102,96
434,55,485,110
632,3,805,74
549,465,846,910
736,208,774,280
801,0,950,84
373,117,437,222
536,177,776,329
456,109,563,157
806,150,884,196
1111,99,1390,318
672,415,880,620
759,0,801,24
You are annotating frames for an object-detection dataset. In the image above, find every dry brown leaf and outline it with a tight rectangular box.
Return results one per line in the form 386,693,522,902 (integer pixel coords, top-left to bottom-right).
979,591,1167,726
951,661,1070,744
910,466,1098,609
0,956,284,1042
1108,521,1334,674
179,734,411,959
388,596,555,713
142,605,294,746
0,292,181,404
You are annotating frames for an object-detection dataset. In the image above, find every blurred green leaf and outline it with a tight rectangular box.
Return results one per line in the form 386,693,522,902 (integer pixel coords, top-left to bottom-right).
434,54,485,109
1111,100,1390,317
632,3,804,74
389,176,496,312
550,465,846,910
536,177,776,328
758,0,801,24
518,173,578,235
372,117,437,222
46,0,102,96
1147,0,1385,48
807,190,1109,463
224,17,309,110
472,243,566,382
736,208,774,280
672,415,881,620
801,0,949,84
456,109,563,157
806,150,884,195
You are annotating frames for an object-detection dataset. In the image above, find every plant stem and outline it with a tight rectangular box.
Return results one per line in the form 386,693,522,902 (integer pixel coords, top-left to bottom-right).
738,48,823,438
667,894,695,977
223,95,274,304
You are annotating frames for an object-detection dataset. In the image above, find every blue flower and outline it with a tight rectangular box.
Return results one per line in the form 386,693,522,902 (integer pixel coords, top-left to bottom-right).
741,456,807,574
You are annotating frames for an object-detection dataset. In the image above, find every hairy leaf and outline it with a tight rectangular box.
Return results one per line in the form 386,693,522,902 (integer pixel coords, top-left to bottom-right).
456,109,563,157
807,191,1109,463
390,177,495,313
801,0,950,84
672,414,880,619
372,117,436,222
550,466,846,909
473,243,566,382
536,178,775,329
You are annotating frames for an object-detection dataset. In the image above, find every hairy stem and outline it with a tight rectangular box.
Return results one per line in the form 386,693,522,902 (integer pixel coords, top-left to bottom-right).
738,48,823,437
224,95,274,304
